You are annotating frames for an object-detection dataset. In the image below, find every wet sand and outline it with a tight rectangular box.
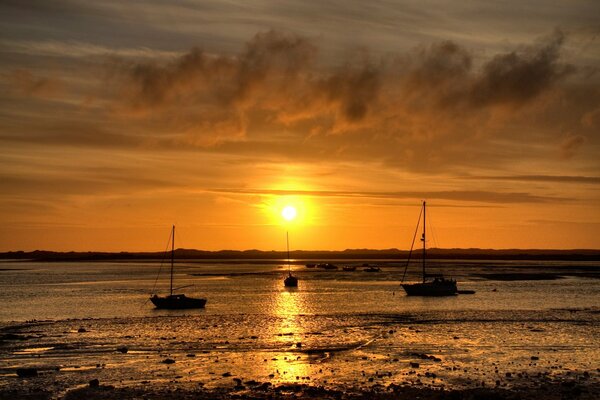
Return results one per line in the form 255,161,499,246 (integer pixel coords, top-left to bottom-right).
1,310,599,399
3,382,599,400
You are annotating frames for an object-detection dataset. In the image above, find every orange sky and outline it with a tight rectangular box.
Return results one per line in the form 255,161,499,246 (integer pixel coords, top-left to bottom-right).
0,1,599,251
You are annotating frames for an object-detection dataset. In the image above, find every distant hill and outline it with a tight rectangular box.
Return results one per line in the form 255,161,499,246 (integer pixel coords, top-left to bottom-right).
1,248,599,261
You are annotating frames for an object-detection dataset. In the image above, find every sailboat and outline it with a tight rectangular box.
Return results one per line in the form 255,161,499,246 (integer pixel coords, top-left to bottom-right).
283,231,298,287
401,201,458,296
150,225,207,309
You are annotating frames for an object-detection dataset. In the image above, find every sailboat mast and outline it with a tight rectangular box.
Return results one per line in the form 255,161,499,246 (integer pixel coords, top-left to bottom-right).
422,201,426,283
170,225,174,296
286,231,290,274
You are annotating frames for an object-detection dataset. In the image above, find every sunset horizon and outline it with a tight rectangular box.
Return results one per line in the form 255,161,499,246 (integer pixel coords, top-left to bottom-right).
1,2,599,253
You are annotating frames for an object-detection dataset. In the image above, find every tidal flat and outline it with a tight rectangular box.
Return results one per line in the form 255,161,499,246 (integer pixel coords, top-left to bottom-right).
1,260,599,399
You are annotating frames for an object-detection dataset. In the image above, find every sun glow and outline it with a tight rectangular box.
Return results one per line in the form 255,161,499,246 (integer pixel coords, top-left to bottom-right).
262,182,315,227
281,205,297,221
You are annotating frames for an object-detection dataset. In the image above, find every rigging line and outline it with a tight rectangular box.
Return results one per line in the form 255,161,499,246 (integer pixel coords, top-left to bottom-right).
149,227,173,296
401,205,423,283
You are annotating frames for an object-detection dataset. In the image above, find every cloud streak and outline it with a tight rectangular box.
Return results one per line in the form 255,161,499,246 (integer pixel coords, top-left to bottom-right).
209,188,568,204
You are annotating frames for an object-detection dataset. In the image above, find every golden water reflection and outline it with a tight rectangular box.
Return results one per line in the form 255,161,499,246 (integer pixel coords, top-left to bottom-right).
267,286,311,383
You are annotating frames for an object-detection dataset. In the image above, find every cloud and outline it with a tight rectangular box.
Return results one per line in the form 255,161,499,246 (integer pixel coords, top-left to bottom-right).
581,106,600,128
4,29,593,175
209,188,567,204
8,69,63,98
470,30,572,107
104,30,576,151
0,39,180,59
560,133,586,159
468,174,600,185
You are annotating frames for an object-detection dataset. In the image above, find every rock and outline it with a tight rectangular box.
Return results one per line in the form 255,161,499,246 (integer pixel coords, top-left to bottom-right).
89,379,99,387
222,372,232,377
77,328,87,333
531,356,539,360
117,346,128,354
161,358,175,364
186,353,196,357
16,368,38,378
410,362,420,368
296,342,302,348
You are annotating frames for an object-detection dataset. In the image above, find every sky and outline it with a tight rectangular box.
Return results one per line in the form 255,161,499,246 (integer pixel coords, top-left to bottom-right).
0,1,599,251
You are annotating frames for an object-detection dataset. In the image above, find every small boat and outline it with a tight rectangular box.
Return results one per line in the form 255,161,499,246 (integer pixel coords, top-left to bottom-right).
284,273,298,287
318,263,338,270
363,266,381,272
150,226,207,309
284,232,298,287
343,266,357,271
400,201,460,297
305,263,316,268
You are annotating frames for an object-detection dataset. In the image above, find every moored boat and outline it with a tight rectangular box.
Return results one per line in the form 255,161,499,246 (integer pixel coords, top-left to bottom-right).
284,232,298,287
400,202,461,297
150,226,207,309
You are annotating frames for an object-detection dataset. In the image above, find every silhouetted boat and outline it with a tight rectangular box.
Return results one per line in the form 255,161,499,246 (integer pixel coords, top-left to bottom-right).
343,266,357,271
284,232,298,287
363,266,381,272
318,263,338,270
401,201,458,296
150,226,207,309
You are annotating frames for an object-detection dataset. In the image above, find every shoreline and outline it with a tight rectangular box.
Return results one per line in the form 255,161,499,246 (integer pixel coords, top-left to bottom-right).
2,249,600,262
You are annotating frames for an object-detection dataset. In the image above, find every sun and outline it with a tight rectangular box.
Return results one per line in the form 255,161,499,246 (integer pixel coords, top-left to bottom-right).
281,205,297,221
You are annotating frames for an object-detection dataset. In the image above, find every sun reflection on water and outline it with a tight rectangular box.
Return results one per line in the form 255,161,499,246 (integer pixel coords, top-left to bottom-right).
267,287,311,383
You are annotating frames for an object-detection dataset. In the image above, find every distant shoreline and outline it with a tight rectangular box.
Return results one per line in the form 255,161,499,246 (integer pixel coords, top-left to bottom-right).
1,248,599,262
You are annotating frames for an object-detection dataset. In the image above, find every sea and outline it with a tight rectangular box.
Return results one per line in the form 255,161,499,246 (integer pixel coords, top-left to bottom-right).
1,259,599,394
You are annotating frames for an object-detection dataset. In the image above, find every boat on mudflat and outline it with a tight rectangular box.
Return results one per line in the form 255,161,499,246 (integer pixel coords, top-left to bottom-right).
400,201,468,297
283,232,298,287
150,225,207,309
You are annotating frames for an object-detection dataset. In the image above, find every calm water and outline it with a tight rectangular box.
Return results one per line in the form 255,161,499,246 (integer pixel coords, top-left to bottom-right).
1,259,599,321
1,259,599,392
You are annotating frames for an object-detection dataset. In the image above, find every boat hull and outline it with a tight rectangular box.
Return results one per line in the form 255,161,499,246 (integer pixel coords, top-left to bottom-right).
284,275,298,287
150,294,207,309
402,281,457,296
